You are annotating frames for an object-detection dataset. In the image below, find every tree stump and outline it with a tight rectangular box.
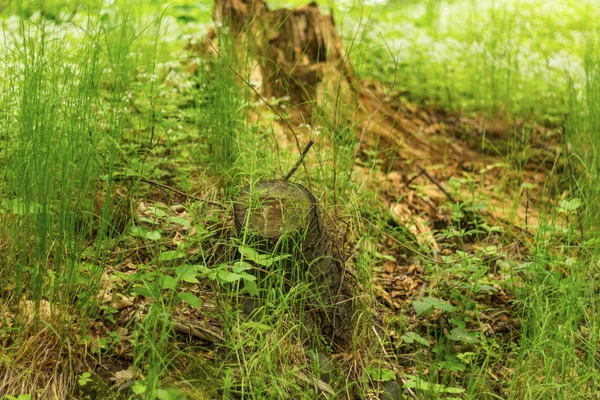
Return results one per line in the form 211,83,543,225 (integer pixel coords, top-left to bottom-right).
212,0,356,117
233,180,353,347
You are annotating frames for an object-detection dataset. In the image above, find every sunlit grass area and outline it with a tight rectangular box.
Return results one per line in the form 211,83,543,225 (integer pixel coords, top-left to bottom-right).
344,0,599,122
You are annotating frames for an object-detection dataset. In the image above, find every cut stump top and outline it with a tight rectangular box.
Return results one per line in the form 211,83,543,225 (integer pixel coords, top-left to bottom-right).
233,180,316,239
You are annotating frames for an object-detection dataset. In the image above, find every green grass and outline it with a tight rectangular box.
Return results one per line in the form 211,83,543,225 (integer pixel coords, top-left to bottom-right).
0,0,599,399
344,0,600,123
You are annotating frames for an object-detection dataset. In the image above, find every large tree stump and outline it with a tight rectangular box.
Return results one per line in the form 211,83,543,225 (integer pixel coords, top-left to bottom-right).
233,180,353,347
213,0,356,117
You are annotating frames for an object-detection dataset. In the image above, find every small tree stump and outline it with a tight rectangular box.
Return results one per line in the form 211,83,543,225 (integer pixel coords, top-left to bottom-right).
233,180,353,347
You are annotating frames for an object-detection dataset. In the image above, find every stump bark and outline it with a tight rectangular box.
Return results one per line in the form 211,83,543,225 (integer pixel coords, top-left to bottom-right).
233,180,353,347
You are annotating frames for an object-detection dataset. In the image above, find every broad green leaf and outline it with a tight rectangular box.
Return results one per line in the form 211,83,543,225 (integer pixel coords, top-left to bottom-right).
447,328,480,344
237,245,260,262
157,388,186,400
130,226,149,237
412,300,433,314
168,216,191,228
403,375,465,394
217,270,243,283
2,199,41,215
242,321,273,331
238,272,256,281
132,381,146,394
440,358,466,372
147,206,166,217
132,285,154,299
258,253,291,267
413,297,454,314
178,292,202,308
77,372,92,386
159,251,185,262
245,280,258,296
237,245,290,267
176,265,199,283
401,332,430,347
145,230,162,241
161,275,178,290
366,366,396,382
232,261,253,273
138,217,158,225
450,317,466,329
6,395,32,400
473,284,496,293
197,265,217,280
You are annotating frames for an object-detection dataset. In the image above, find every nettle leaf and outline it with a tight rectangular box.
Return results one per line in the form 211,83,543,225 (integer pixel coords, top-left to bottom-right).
403,375,465,394
178,292,202,308
237,245,290,267
217,270,244,283
413,297,454,315
138,216,158,225
237,245,260,262
232,261,253,273
366,366,396,382
160,275,178,290
401,332,430,347
412,300,434,314
176,265,200,283
132,285,154,299
159,250,185,262
238,272,256,281
147,206,166,218
440,357,466,372
245,280,258,296
168,216,191,228
130,226,149,237
447,328,480,344
145,230,162,241
259,253,291,267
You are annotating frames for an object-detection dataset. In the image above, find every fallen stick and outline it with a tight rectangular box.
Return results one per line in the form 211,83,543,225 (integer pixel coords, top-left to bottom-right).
171,318,224,343
415,164,457,203
283,139,314,181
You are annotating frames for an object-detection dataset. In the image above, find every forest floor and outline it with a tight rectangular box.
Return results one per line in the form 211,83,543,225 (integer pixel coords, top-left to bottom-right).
0,1,596,399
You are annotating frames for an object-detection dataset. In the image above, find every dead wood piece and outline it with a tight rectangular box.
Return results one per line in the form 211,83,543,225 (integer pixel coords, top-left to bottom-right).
284,139,314,181
172,318,224,343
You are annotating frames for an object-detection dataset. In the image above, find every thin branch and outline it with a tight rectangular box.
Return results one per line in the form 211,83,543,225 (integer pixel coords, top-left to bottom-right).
112,176,226,209
284,139,314,181
415,164,457,203
561,125,585,244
